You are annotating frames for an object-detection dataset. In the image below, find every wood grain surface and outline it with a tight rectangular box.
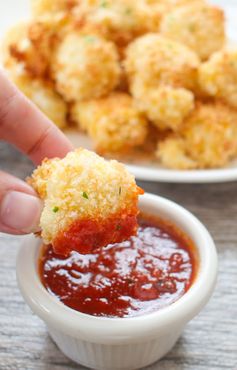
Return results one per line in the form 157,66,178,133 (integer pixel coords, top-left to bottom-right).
0,142,236,370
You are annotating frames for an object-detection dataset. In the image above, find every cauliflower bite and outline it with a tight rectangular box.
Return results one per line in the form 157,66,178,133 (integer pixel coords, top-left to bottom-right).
71,93,148,153
181,102,237,168
124,34,198,129
5,65,67,128
198,48,237,109
157,136,197,170
53,32,121,101
75,0,161,47
2,20,61,78
133,86,194,131
160,3,225,61
125,34,199,92
31,0,77,16
28,148,143,255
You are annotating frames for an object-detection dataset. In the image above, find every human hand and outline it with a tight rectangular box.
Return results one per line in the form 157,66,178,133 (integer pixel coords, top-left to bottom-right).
0,69,73,235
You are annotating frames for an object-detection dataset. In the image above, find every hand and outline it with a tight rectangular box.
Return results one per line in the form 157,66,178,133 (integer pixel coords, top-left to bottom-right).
0,69,73,235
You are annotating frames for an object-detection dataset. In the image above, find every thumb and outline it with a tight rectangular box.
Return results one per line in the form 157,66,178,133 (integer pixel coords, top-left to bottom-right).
0,171,43,235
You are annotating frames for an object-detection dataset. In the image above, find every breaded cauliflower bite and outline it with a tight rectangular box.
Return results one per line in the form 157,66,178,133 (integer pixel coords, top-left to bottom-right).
160,3,225,61
181,102,237,168
53,32,121,101
157,136,197,170
5,66,67,128
28,148,143,255
157,102,237,169
198,48,237,109
125,34,199,130
75,0,161,46
71,93,148,153
2,20,60,78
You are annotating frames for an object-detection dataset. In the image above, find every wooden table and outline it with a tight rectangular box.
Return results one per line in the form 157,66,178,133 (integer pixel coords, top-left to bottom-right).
0,142,236,370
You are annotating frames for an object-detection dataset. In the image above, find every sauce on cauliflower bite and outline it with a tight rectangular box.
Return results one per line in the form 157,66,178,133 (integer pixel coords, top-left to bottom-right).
53,32,121,101
198,48,237,109
28,149,144,256
124,34,199,130
71,93,148,153
160,3,225,61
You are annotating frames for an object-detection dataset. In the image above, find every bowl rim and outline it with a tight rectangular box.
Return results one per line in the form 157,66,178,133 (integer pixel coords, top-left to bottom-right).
16,193,218,344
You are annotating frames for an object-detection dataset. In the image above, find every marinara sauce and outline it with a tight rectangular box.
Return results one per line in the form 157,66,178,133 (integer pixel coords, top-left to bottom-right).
39,214,198,318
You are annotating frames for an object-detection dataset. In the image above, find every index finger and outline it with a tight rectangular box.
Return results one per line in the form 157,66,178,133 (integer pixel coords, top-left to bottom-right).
0,69,73,164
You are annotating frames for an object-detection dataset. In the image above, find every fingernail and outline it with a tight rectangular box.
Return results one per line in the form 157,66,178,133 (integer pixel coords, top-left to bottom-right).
0,191,43,233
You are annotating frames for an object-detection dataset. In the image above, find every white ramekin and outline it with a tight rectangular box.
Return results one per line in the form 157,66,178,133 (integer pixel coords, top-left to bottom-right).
16,193,218,370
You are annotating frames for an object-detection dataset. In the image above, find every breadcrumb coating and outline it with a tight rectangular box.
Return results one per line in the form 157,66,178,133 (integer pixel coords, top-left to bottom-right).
28,148,143,255
157,136,197,170
53,32,121,101
182,102,237,168
31,0,78,16
124,34,198,129
125,34,199,92
5,65,67,128
71,93,148,153
198,48,237,109
160,3,225,60
133,86,195,131
74,0,161,47
2,20,61,78
158,102,237,169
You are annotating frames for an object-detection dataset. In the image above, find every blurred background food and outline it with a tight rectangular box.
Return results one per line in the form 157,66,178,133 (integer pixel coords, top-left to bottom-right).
2,0,237,169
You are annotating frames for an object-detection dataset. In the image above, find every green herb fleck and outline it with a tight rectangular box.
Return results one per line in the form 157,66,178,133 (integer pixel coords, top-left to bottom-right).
52,206,59,213
116,224,122,231
188,23,196,32
84,35,96,43
119,186,122,195
82,191,89,199
125,8,132,15
100,0,108,7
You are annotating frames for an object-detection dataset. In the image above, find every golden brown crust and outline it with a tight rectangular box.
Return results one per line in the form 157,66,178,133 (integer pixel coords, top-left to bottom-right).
28,148,142,248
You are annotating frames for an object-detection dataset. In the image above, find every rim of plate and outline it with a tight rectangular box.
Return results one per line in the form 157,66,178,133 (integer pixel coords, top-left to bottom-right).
126,163,237,183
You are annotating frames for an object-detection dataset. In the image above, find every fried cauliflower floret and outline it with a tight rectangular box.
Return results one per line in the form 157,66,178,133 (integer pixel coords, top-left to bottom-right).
182,103,237,168
53,32,121,102
31,0,78,16
124,34,198,129
71,93,148,153
133,86,194,131
28,148,143,255
160,3,225,61
6,66,67,128
75,0,161,47
198,48,237,109
157,136,197,170
125,34,199,92
2,20,61,78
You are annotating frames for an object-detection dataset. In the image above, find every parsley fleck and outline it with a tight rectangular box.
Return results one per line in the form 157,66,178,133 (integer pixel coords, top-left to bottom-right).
125,8,132,15
84,35,96,43
188,24,196,32
119,186,122,195
116,224,122,231
52,206,59,213
82,191,89,199
100,0,108,7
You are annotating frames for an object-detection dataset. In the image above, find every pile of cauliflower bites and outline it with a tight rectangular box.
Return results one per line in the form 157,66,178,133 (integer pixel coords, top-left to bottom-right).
3,0,237,169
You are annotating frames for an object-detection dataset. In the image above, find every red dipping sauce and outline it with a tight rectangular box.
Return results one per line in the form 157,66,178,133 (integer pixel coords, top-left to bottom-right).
39,214,198,318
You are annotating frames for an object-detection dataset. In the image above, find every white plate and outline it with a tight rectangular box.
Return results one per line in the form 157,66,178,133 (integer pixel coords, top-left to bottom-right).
1,0,237,183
